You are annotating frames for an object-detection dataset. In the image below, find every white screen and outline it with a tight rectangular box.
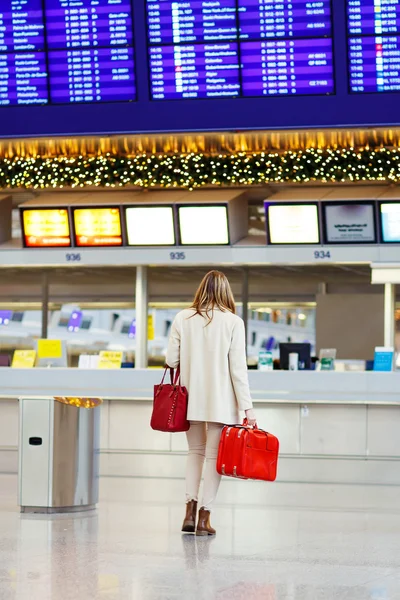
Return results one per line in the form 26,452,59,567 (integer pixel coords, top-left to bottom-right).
125,207,175,245
325,204,375,243
381,203,400,242
179,206,229,245
267,204,319,244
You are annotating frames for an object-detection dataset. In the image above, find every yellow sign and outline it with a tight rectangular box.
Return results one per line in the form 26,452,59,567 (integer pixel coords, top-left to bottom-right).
12,350,36,369
22,209,71,247
148,315,155,341
37,339,62,359
73,207,122,247
98,350,123,369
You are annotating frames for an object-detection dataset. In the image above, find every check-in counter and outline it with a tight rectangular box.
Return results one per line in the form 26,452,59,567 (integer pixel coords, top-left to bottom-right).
1,369,400,485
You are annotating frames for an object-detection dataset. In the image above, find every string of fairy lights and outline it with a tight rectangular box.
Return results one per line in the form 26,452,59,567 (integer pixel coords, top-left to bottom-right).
1,148,400,189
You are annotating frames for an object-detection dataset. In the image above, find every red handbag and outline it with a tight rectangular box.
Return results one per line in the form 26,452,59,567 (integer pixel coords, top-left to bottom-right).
217,420,279,481
150,366,190,433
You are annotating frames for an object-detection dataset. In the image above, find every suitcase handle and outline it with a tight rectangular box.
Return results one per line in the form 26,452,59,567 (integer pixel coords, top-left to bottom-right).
243,418,258,429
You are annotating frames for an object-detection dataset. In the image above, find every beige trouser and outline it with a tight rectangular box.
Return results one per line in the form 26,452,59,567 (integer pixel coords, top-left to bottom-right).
185,421,223,511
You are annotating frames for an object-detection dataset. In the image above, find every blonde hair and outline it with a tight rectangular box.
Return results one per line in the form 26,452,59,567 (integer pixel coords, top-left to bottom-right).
191,270,236,322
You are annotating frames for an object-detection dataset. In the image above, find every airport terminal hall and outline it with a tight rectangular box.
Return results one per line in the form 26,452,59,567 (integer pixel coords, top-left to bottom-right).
3,1,400,599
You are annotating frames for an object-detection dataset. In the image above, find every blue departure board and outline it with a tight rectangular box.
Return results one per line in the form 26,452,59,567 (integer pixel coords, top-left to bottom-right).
349,36,400,92
347,0,400,35
45,0,134,49
48,47,136,103
0,0,136,106
150,43,240,99
4,0,400,137
241,39,334,96
0,0,45,51
147,0,237,44
238,0,332,40
146,0,334,99
347,0,400,92
0,52,48,105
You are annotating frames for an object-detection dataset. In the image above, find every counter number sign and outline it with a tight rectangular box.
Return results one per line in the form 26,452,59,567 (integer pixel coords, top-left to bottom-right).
170,252,186,260
314,250,331,260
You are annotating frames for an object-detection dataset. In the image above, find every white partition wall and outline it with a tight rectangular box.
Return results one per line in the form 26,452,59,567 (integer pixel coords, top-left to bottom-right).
1,370,400,485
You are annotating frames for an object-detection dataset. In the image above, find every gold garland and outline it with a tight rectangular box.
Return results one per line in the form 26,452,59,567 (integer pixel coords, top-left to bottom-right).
1,148,399,189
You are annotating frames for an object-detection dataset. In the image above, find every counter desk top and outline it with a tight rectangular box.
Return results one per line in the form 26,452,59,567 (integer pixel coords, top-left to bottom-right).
0,369,399,405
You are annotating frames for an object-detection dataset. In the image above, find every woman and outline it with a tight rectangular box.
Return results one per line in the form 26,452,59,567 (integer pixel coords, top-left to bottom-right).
166,270,256,536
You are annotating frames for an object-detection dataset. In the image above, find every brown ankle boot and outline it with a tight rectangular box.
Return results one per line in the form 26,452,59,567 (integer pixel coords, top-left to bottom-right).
196,507,216,536
182,500,197,533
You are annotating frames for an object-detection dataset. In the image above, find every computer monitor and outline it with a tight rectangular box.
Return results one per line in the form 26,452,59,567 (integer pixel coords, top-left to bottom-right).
279,343,312,371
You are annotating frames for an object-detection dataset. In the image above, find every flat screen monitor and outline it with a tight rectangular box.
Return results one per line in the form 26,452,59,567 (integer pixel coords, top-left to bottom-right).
266,203,320,245
322,202,376,244
73,207,123,247
80,317,92,331
21,208,71,248
121,323,130,335
58,314,70,328
279,343,312,370
178,205,229,245
11,312,24,323
380,203,400,243
125,206,175,246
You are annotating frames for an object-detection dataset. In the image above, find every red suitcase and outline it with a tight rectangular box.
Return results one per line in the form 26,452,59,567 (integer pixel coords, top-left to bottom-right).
217,420,279,481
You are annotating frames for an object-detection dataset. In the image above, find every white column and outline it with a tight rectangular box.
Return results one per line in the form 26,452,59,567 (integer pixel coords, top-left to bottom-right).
384,283,395,347
242,268,249,356
135,266,148,369
41,272,49,339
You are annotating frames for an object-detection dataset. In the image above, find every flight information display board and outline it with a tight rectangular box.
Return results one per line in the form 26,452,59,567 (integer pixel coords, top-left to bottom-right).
21,208,72,247
241,39,334,96
348,0,400,92
149,43,241,99
147,0,334,99
73,207,123,246
0,53,49,106
146,0,238,44
0,0,136,106
45,0,134,48
380,202,400,242
266,203,320,244
3,0,400,136
0,0,45,52
238,0,332,39
347,0,400,35
48,48,136,104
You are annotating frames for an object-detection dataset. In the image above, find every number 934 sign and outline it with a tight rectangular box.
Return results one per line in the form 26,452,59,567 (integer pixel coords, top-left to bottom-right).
314,250,331,260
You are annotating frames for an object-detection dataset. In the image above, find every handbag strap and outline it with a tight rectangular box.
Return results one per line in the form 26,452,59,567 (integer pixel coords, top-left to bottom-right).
161,366,174,386
173,365,181,386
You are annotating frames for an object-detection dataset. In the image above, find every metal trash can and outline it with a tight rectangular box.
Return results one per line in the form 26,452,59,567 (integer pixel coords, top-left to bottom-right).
18,395,102,514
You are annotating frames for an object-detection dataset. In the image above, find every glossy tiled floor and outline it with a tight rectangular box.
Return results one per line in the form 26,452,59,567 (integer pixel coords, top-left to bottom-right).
1,475,400,600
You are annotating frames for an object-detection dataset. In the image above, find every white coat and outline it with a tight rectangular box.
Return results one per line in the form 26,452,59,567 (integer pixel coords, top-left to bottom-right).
166,308,253,424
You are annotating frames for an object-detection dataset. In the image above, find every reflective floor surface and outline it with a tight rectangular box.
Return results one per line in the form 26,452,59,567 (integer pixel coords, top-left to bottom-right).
1,474,400,599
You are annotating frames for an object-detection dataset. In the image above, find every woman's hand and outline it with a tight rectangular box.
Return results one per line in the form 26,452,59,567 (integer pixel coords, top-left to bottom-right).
245,408,257,427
